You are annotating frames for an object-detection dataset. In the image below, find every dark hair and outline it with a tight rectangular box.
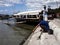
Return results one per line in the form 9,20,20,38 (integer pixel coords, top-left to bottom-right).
39,15,43,20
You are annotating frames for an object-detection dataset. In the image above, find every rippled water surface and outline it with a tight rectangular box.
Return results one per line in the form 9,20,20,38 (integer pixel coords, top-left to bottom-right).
0,21,32,45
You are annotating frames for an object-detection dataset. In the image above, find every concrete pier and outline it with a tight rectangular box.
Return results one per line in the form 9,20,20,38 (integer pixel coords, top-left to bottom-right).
24,19,60,45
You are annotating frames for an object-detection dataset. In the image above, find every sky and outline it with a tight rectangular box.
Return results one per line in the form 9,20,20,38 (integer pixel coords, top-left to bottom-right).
0,0,60,15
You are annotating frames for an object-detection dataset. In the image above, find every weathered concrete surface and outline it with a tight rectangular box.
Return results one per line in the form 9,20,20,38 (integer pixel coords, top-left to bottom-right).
24,19,60,45
23,26,41,45
24,26,60,45
49,19,60,44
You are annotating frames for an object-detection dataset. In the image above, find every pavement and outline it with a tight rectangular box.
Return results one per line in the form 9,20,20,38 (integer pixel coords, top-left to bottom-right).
24,19,60,45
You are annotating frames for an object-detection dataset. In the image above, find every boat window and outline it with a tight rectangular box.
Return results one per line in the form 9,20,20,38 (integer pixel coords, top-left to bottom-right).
21,15,26,18
13,15,16,18
21,15,23,18
27,15,36,18
17,15,19,18
23,15,26,18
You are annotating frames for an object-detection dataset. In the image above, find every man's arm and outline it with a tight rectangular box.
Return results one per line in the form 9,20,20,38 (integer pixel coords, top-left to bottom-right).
33,24,39,32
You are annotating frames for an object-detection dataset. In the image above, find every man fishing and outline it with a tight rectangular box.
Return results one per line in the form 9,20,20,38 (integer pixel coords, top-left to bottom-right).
33,15,53,39
33,15,49,32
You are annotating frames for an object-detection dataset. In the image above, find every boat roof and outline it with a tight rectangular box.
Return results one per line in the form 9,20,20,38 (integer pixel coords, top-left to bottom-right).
14,10,41,15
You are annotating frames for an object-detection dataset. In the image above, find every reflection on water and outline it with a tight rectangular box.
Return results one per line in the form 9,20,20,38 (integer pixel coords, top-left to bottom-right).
0,22,32,45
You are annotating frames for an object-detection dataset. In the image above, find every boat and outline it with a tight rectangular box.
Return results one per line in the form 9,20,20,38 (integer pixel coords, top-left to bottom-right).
13,11,40,22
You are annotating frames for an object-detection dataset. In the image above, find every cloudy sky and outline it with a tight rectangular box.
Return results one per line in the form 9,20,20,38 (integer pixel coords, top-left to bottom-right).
0,0,60,15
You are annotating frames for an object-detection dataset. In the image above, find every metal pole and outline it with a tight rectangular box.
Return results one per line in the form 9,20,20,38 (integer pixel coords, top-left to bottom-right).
56,1,59,8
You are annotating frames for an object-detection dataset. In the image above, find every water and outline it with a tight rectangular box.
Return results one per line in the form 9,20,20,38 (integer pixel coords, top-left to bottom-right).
0,22,32,45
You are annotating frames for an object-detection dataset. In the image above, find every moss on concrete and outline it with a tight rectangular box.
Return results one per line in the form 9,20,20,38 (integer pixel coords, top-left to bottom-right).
15,23,35,30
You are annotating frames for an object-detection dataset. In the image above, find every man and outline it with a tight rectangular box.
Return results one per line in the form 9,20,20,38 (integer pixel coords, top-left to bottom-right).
33,15,53,39
33,15,50,39
39,15,49,32
33,15,49,32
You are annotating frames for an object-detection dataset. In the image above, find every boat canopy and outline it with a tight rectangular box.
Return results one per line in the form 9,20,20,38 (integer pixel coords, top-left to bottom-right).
14,10,41,16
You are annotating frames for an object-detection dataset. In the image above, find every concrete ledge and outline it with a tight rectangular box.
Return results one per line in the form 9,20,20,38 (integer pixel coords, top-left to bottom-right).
24,19,60,45
49,19,60,43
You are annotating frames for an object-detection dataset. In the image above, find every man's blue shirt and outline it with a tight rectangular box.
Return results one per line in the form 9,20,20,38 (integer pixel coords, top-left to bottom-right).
39,20,49,30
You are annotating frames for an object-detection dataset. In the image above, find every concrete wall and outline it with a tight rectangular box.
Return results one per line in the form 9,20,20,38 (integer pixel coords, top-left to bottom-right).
49,20,60,43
